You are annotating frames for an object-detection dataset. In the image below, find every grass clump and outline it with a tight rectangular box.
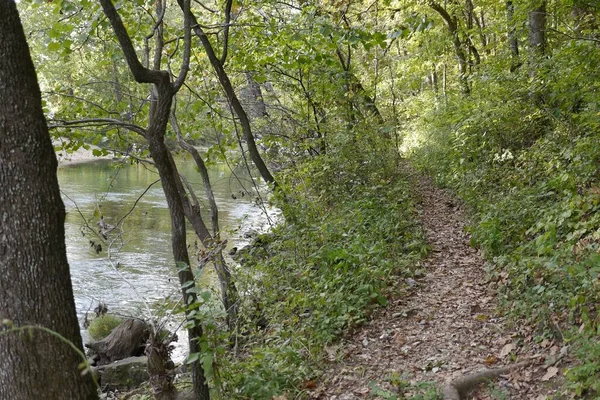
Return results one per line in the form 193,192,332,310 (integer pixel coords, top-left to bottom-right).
87,314,123,340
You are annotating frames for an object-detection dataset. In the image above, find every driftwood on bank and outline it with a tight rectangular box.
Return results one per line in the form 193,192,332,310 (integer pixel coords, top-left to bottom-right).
86,319,150,366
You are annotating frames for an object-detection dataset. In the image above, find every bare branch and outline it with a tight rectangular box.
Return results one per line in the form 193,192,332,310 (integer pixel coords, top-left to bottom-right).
220,0,234,64
47,91,121,116
173,0,192,92
48,118,147,137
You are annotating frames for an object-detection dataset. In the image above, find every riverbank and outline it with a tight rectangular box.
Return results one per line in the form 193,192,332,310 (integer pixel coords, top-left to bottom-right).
53,138,114,167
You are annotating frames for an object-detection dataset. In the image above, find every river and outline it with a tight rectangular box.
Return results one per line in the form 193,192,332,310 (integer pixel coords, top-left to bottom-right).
57,156,272,356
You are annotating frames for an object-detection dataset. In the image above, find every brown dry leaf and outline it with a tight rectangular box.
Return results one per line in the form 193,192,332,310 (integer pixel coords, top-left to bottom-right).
470,304,482,314
302,380,317,389
540,339,552,348
484,354,498,365
354,387,370,395
541,366,559,381
394,334,406,347
499,343,516,357
272,395,288,400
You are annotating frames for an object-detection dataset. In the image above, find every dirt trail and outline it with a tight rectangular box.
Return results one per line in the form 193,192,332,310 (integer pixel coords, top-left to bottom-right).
310,171,561,399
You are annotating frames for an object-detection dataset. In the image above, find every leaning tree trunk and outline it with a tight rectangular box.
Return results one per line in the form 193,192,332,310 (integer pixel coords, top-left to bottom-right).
172,114,239,332
98,1,210,398
0,2,98,399
177,0,276,187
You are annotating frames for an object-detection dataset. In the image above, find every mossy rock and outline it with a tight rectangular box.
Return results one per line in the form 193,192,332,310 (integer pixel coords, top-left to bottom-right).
88,314,123,340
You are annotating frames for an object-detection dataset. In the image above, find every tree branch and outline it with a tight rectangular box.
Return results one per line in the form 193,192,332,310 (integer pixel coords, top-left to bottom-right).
173,0,192,92
48,118,147,137
220,0,233,64
98,0,169,85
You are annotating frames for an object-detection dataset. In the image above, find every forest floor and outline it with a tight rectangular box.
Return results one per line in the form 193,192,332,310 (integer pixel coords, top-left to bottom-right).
308,168,569,400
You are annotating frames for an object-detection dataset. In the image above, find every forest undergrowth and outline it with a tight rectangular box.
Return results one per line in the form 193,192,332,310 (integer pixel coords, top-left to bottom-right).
405,43,600,398
220,135,428,398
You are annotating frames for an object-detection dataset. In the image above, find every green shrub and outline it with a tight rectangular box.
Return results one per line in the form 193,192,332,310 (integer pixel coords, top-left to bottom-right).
87,314,123,340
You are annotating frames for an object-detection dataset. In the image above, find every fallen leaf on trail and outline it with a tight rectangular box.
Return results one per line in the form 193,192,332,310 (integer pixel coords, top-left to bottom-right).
354,387,370,394
535,395,547,400
272,395,287,400
302,380,317,389
394,335,406,346
484,355,498,365
541,366,559,381
500,343,516,357
470,304,482,314
540,339,552,348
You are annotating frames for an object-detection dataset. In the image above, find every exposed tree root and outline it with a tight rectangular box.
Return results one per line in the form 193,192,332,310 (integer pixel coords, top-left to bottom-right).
440,360,534,400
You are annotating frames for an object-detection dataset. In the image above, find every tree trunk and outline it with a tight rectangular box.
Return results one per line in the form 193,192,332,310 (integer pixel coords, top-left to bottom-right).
245,72,269,118
429,1,470,95
529,1,547,56
0,2,98,399
146,85,210,400
179,1,276,187
528,0,547,105
172,115,239,332
506,1,521,71
97,1,210,398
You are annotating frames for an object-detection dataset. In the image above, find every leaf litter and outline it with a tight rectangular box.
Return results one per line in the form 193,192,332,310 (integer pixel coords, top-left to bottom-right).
308,170,566,399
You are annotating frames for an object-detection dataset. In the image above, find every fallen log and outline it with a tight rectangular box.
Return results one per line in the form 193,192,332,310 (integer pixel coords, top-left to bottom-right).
441,360,533,400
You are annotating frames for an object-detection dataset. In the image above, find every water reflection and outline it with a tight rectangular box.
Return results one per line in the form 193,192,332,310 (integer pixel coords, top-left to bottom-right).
58,157,271,349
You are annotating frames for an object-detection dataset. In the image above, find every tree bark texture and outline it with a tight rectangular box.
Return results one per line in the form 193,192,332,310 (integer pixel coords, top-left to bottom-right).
529,1,547,56
0,2,98,399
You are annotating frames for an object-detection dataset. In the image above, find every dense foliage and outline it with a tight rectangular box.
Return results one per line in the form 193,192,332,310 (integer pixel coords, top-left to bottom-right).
405,14,600,399
14,0,600,397
223,135,425,397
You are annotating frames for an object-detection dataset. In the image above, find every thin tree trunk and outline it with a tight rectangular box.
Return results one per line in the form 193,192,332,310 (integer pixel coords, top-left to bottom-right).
429,1,470,95
335,47,385,124
178,0,276,187
171,114,239,331
507,1,521,71
245,72,268,118
97,1,210,398
0,2,98,399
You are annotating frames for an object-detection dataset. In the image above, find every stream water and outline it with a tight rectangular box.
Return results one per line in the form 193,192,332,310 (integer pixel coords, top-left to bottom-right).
57,157,272,356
